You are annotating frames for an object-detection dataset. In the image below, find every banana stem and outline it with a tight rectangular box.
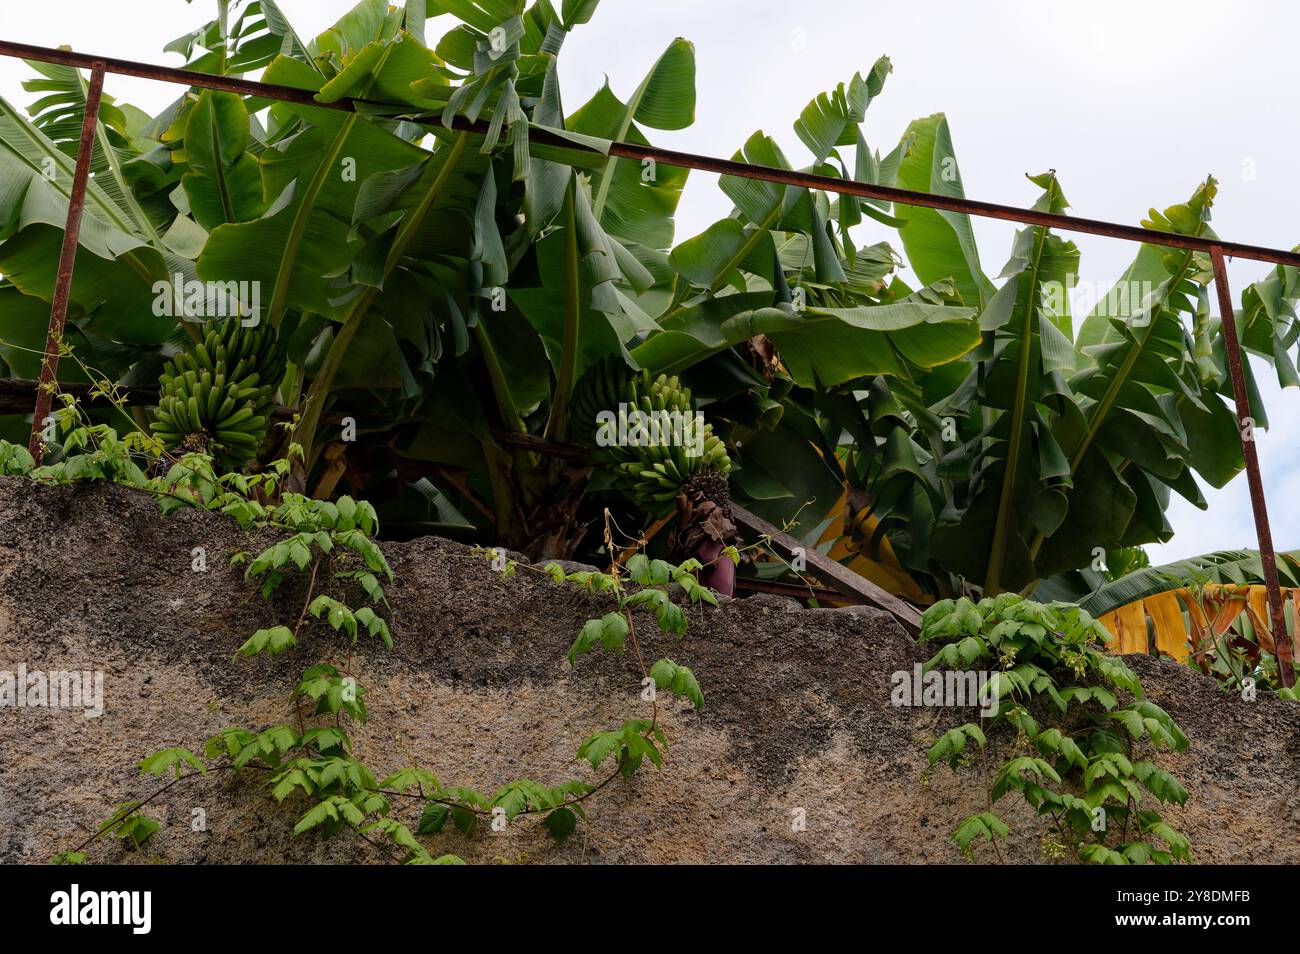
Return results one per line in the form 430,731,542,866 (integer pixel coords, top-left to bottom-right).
543,179,580,456
984,210,1051,595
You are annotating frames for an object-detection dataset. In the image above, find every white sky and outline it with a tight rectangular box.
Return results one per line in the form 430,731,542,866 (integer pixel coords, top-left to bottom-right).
3,0,1298,563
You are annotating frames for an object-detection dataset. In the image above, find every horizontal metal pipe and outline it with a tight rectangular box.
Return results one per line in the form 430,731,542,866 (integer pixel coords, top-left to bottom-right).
3,38,1300,269
0,38,333,107
614,142,1300,268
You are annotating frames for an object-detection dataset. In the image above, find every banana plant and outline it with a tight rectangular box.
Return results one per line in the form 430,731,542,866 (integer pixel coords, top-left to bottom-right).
1035,180,1237,580
823,117,1300,603
290,0,605,465
860,145,1285,597
628,66,981,537
926,172,1082,594
10,0,1299,606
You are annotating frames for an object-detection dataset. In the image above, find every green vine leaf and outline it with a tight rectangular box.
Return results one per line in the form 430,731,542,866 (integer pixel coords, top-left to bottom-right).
450,806,477,836
544,807,577,842
654,599,686,637
139,746,205,779
381,767,440,795
577,730,620,769
952,812,1008,855
927,723,986,769
649,658,704,709
294,795,365,836
418,801,450,834
626,553,651,584
234,625,296,657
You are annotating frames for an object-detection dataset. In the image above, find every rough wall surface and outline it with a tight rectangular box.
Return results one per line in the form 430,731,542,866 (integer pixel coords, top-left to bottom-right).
0,477,1296,864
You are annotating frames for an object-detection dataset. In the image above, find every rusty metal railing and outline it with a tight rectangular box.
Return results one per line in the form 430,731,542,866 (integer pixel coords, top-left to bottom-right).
0,37,1294,681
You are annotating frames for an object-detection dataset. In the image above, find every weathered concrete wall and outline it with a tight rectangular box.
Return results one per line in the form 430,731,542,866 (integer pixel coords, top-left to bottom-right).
0,477,1296,864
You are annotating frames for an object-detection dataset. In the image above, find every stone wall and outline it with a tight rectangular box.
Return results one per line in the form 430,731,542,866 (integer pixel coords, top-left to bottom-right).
1,478,1295,864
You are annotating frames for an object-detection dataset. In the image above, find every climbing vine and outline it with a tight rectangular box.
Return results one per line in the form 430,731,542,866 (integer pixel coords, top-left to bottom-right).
920,594,1194,865
8,394,718,865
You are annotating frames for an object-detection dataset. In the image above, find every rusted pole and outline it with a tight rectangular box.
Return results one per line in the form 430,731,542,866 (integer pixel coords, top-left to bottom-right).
26,61,105,464
1210,246,1295,687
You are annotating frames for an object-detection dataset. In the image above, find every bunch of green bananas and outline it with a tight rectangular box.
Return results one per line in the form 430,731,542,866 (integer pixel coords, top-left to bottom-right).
151,319,281,469
571,358,731,510
570,355,638,447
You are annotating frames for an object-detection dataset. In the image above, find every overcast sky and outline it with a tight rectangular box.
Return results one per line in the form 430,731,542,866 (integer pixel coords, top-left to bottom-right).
3,0,1298,563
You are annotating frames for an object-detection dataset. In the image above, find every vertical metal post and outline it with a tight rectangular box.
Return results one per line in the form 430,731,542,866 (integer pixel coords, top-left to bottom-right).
1211,246,1295,687
26,61,106,464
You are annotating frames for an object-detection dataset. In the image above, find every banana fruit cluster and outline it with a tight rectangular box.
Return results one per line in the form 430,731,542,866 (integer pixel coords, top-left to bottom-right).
570,355,635,447
151,319,280,469
571,358,731,510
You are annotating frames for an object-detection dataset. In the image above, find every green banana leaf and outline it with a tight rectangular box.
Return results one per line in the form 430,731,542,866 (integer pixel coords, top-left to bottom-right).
928,173,1081,593
1045,549,1300,618
891,113,994,310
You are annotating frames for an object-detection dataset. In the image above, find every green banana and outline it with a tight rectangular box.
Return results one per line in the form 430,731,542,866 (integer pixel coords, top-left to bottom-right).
150,318,281,470
570,357,732,513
